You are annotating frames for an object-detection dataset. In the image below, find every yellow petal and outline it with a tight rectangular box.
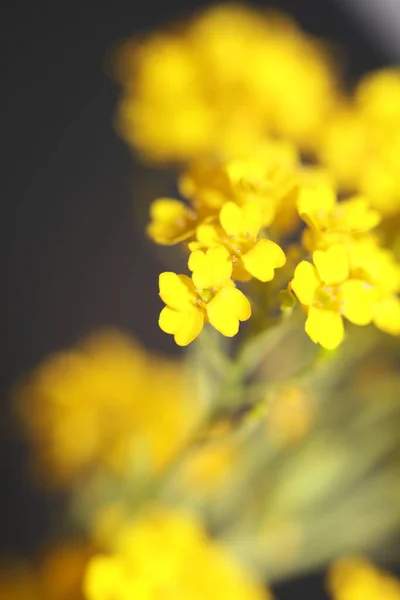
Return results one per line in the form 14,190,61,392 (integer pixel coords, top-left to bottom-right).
242,239,286,282
174,310,204,346
159,273,196,311
207,287,251,337
305,307,344,349
219,202,262,238
189,247,232,290
291,261,320,306
313,244,349,285
195,223,223,248
341,279,377,325
374,296,400,335
159,306,204,345
219,202,244,237
297,184,336,229
240,203,263,237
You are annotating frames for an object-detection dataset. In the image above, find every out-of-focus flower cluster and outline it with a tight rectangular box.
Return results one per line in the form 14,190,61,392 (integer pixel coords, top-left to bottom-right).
15,330,201,487
114,5,337,163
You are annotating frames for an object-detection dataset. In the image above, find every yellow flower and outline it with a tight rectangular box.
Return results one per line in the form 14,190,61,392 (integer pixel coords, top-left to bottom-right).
346,236,400,336
146,198,198,245
297,183,380,251
159,246,251,345
328,557,400,600
83,508,271,600
189,202,286,282
14,331,199,486
290,244,378,349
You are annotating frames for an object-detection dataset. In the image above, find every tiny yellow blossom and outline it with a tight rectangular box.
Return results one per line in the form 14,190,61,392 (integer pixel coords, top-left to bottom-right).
159,246,251,345
146,198,198,245
189,202,286,282
298,183,381,251
83,508,271,600
291,244,378,349
328,557,400,600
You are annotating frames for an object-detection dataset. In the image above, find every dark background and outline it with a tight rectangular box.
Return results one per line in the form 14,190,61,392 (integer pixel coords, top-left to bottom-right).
1,1,394,596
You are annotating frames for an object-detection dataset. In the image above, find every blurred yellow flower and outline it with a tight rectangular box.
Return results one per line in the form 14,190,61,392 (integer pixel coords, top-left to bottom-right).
267,386,315,446
291,244,378,349
319,68,400,217
83,508,272,600
114,4,337,164
15,330,199,486
328,557,400,600
159,247,251,345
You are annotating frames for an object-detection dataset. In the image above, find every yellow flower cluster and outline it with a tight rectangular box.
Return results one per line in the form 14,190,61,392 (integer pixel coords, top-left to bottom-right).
151,144,400,348
292,183,400,348
15,330,199,486
114,4,336,163
83,508,272,600
153,142,299,345
319,68,400,217
328,557,400,600
123,6,400,350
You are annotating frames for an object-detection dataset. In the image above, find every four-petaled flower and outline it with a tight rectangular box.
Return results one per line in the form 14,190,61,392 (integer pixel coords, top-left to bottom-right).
291,244,378,349
189,202,286,282
159,247,251,345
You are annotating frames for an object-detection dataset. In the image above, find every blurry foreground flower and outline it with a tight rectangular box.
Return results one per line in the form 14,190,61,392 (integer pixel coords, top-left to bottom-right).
14,330,200,486
83,507,272,600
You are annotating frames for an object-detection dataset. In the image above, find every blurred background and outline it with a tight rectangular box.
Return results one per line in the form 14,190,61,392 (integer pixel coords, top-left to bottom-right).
2,0,398,597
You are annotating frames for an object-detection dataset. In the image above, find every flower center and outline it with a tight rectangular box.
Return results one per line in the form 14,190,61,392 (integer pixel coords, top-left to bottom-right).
314,285,341,311
199,288,214,304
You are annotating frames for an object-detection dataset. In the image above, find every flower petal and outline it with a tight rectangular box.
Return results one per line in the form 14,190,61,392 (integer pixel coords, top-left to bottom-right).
189,247,232,290
297,184,336,230
207,287,251,337
242,239,286,282
313,244,349,285
341,279,377,325
374,296,400,335
219,202,243,237
159,306,204,345
291,261,320,306
305,307,344,349
240,203,263,238
194,223,223,248
159,273,196,311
